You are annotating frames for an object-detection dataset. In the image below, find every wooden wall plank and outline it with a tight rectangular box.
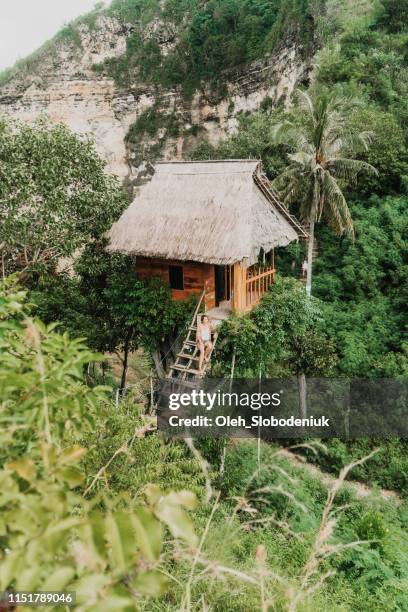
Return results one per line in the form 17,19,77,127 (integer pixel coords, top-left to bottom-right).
136,257,212,304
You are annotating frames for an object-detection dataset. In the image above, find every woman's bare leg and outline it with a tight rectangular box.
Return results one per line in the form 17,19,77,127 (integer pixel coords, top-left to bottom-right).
198,342,205,372
204,341,212,362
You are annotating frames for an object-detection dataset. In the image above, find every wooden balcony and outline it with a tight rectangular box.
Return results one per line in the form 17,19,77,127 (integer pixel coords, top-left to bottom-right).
231,252,275,313
246,264,275,308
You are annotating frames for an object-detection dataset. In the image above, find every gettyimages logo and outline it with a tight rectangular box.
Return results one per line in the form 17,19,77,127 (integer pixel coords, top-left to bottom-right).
157,378,408,439
168,389,282,411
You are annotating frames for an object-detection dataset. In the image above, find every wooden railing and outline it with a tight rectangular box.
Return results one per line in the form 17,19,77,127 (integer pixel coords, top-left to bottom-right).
246,265,275,308
194,289,206,325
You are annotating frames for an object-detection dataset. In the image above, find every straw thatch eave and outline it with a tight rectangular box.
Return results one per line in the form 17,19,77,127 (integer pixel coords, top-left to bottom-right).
107,160,300,266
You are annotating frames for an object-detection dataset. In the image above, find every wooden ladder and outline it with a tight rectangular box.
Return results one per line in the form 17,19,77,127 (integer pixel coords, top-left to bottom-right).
167,290,217,381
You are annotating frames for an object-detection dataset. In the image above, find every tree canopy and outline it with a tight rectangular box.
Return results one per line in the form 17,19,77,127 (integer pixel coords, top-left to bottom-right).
0,119,126,277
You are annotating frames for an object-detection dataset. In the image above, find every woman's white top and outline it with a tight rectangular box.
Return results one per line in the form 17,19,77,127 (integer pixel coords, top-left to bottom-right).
201,325,211,341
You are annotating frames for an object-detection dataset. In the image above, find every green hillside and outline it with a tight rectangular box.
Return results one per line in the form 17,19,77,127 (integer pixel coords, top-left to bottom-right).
1,0,408,610
0,0,318,92
191,0,408,378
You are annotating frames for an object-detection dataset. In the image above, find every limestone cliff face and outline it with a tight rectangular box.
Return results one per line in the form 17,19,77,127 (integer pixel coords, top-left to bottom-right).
0,14,309,185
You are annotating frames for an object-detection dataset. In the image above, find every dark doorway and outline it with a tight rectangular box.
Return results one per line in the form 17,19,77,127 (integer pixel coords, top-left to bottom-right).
215,265,232,305
215,266,225,305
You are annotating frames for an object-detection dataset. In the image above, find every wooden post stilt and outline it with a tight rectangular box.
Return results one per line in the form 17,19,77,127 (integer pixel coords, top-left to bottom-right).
257,365,262,475
233,262,247,312
150,371,154,413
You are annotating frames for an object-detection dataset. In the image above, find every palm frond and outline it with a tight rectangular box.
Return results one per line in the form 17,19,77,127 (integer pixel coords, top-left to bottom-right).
270,121,295,145
287,151,314,167
327,157,378,183
326,129,374,155
272,164,311,207
281,180,304,206
322,171,354,238
270,123,312,156
270,89,373,243
296,89,314,117
272,165,301,187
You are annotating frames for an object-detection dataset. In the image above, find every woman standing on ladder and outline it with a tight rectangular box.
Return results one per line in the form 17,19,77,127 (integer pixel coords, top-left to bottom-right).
196,315,215,375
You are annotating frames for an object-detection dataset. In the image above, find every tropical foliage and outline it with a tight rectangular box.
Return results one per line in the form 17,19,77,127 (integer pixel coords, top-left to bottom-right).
2,281,408,611
31,244,193,385
0,120,126,277
1,0,408,609
97,0,322,95
271,89,377,295
213,276,336,377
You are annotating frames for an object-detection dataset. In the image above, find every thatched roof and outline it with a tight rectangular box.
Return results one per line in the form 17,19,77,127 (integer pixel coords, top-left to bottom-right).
107,160,305,266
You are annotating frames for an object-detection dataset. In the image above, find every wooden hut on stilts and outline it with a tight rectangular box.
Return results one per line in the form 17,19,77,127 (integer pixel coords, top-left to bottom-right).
107,160,307,379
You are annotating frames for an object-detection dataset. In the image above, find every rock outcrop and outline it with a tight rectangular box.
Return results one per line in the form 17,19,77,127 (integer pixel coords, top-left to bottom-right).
0,14,309,185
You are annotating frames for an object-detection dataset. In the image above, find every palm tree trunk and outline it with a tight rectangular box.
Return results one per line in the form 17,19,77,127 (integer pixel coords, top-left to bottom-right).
306,199,317,298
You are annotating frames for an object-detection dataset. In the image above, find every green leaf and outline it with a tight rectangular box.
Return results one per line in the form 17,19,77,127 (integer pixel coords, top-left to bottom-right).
45,517,82,537
155,496,198,547
114,511,138,567
97,592,135,611
105,514,126,572
131,507,163,562
7,459,37,482
40,443,58,468
132,571,170,597
0,551,23,590
42,567,76,591
55,466,84,488
72,573,110,605
90,511,106,559
16,567,41,591
59,445,87,465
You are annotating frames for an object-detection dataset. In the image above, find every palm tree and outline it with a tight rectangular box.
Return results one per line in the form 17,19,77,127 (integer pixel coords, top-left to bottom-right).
271,89,377,297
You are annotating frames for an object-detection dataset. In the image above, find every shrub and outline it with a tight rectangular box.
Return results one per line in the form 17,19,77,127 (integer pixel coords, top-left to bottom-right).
0,277,107,463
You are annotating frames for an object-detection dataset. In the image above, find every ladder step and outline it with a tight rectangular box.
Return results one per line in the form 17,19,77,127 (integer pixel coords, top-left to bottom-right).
185,340,196,346
177,352,199,361
189,326,197,331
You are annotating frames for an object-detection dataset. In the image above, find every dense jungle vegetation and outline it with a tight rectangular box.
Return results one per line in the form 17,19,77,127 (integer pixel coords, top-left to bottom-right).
187,0,408,497
2,280,408,610
97,0,321,95
0,0,407,610
188,0,408,379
